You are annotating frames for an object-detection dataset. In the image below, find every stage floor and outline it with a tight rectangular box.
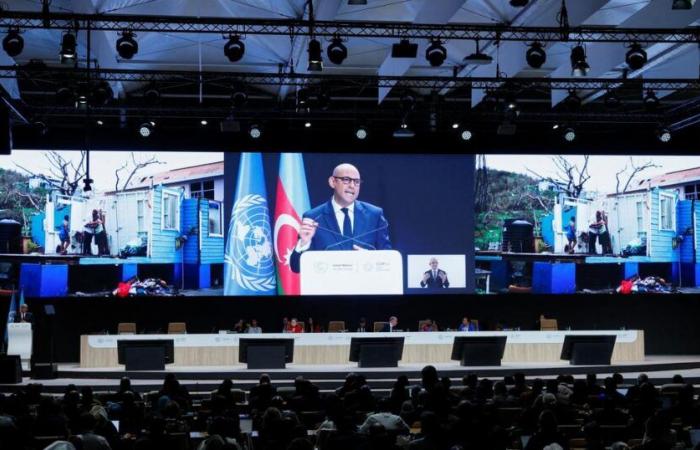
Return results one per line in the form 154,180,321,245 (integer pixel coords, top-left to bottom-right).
2,356,700,393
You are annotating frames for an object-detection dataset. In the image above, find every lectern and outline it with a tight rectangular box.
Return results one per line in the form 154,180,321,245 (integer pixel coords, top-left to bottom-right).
349,337,404,368
239,338,294,369
560,335,617,365
7,323,32,371
300,250,403,295
117,340,174,370
451,336,507,366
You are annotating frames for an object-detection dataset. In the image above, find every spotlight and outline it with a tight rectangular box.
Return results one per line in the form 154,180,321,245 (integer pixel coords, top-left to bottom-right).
604,90,621,109
143,83,160,104
552,124,560,130
307,39,323,71
460,129,473,141
425,39,447,67
506,99,518,111
3,28,24,57
327,36,347,65
355,126,368,140
231,87,247,108
304,120,312,128
644,90,659,110
138,121,155,137
657,127,671,143
55,85,75,105
76,92,88,106
510,0,529,6
451,121,460,129
570,45,589,76
463,40,493,65
60,32,77,60
96,120,104,126
394,121,415,138
200,119,208,126
626,43,647,71
224,35,245,62
563,90,581,111
672,0,695,9
391,39,418,58
526,42,546,69
92,80,113,106
563,127,576,142
116,31,138,59
297,88,310,107
249,124,262,139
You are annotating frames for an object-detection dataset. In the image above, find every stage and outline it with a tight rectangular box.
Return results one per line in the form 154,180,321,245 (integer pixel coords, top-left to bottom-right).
2,356,700,394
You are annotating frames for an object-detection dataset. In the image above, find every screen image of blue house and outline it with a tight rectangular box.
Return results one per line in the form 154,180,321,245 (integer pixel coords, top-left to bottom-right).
0,150,224,297
474,154,700,295
223,153,475,296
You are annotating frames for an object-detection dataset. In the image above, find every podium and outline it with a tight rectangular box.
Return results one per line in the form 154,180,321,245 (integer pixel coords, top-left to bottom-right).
300,250,403,295
7,323,32,371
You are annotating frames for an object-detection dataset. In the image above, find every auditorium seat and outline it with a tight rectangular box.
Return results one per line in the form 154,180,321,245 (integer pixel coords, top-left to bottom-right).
328,321,346,332
539,315,558,331
117,322,137,334
373,321,388,332
168,322,187,334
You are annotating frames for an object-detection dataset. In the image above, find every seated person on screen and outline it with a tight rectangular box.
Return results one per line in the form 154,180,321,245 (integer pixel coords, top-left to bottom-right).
356,317,368,332
247,319,262,334
287,318,304,334
281,317,289,333
380,316,399,332
289,163,392,273
458,317,478,332
14,304,33,324
420,258,449,289
420,319,438,332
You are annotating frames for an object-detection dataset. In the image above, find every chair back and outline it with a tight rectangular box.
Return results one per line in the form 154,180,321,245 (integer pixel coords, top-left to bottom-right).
373,321,388,332
540,315,558,331
118,322,136,335
328,321,346,332
167,322,187,334
471,319,479,330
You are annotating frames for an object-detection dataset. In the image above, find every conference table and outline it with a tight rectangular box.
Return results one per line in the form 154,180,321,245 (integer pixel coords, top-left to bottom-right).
80,330,644,368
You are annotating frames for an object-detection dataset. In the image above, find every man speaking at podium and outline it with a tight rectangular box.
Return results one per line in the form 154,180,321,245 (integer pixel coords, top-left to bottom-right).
290,163,392,273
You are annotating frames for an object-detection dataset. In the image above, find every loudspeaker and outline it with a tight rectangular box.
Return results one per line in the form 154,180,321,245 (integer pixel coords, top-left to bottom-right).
0,355,22,383
0,105,11,155
32,363,58,379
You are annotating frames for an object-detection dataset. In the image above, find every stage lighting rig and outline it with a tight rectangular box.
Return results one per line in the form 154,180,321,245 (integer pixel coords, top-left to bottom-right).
249,124,262,139
425,39,447,67
139,121,155,137
526,42,546,68
308,39,323,71
644,90,659,110
116,31,138,59
327,36,347,65
224,35,245,62
626,43,647,70
563,127,576,142
570,45,589,76
355,126,368,140
657,127,671,143
3,28,24,57
60,32,77,61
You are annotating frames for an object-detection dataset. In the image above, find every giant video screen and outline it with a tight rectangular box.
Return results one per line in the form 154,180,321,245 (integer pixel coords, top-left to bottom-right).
223,152,475,296
474,154,700,295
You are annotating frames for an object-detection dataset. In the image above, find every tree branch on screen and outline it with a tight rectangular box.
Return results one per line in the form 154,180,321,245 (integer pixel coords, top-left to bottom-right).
615,157,661,194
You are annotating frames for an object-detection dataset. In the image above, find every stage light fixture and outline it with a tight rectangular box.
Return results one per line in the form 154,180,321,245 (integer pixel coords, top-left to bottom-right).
463,40,492,65
394,121,415,138
327,36,347,65
657,127,672,143
304,120,312,128
249,124,262,139
231,87,247,108
307,39,323,71
451,121,460,129
297,88,310,107
510,0,529,6
76,92,88,106
552,124,560,130
200,119,208,126
3,28,24,57
116,31,138,59
563,90,581,111
92,81,113,106
355,126,368,140
143,83,161,104
644,90,659,110
672,0,695,9
60,32,77,60
626,43,647,70
570,45,589,76
563,127,576,142
460,129,473,141
425,39,447,67
526,42,546,68
224,35,245,62
55,85,75,105
139,121,155,137
391,39,418,58
604,90,621,109
96,120,104,126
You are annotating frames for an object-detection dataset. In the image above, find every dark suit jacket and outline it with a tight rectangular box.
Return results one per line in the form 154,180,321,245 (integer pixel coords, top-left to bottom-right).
290,200,391,273
14,312,34,324
420,269,449,289
380,324,396,332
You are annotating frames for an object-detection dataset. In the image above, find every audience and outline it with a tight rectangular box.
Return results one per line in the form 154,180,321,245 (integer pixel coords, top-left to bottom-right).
0,368,697,450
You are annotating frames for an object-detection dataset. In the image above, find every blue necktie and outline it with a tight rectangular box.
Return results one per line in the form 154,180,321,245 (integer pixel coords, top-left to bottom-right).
341,207,353,239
